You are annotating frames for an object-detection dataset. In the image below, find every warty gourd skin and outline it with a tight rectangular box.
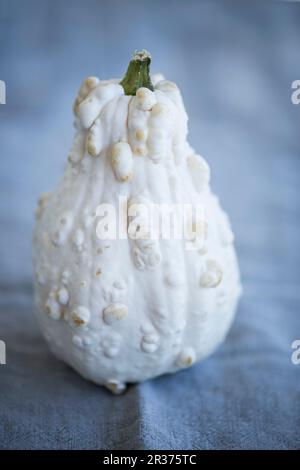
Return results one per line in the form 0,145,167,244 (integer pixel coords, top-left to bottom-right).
33,50,241,394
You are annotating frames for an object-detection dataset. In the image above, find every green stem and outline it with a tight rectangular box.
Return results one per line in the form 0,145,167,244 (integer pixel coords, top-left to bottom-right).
120,50,154,96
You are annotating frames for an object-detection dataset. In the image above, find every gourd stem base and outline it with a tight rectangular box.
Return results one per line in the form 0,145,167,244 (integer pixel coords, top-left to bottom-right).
120,50,154,96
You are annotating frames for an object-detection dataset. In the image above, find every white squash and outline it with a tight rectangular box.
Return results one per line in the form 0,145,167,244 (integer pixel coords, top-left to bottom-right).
33,50,241,394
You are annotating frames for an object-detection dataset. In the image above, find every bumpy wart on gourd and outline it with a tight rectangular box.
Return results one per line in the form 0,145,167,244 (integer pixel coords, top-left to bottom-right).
33,50,241,394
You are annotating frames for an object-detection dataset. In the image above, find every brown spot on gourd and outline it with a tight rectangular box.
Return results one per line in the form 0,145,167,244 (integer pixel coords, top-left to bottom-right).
105,380,126,395
119,173,132,182
71,306,90,327
103,303,128,325
133,146,147,157
72,315,85,326
135,129,146,142
176,347,196,368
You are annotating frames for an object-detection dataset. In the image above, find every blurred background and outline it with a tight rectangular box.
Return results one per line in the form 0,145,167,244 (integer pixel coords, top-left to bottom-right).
0,0,299,450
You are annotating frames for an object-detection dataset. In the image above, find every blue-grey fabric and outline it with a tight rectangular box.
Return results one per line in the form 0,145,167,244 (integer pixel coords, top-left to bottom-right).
0,0,299,449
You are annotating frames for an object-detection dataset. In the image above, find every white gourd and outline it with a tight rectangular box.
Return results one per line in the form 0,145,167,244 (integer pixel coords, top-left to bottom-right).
33,50,241,394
